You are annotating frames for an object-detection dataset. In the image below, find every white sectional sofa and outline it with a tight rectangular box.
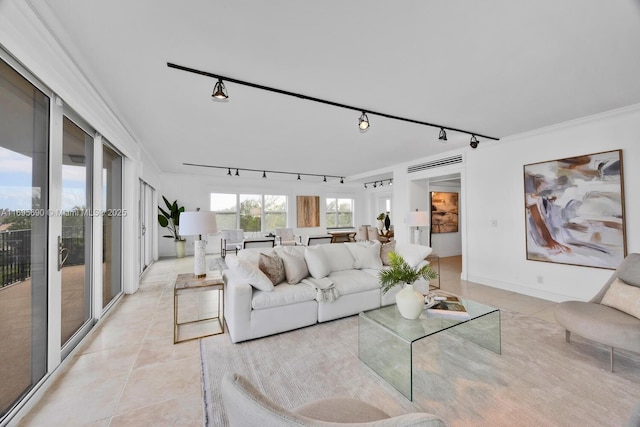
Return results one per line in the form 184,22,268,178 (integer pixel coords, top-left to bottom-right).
222,241,432,343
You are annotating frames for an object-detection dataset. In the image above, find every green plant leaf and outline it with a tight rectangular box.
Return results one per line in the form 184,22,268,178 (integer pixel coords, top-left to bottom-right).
158,215,169,227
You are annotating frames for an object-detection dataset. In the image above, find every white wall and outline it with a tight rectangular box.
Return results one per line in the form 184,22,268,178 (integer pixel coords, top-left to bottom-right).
157,172,365,257
465,105,640,302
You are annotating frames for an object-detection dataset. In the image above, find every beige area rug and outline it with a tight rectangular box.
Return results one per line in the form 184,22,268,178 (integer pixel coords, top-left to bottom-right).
200,310,640,426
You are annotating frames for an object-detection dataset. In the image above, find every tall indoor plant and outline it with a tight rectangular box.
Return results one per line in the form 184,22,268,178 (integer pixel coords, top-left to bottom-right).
378,252,438,319
158,196,186,258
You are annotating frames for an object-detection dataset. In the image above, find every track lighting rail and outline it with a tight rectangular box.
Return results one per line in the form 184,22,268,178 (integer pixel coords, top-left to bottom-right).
183,162,345,183
167,62,499,141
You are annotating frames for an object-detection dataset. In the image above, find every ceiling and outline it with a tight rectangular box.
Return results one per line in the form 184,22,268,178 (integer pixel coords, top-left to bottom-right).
27,0,640,183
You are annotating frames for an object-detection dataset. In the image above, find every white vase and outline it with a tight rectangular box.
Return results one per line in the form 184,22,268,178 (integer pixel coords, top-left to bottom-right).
395,283,424,319
175,239,186,259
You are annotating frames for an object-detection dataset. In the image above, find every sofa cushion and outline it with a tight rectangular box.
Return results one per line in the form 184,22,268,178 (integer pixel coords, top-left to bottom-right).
380,240,396,266
304,245,331,279
226,257,274,292
345,241,383,270
237,247,276,266
258,252,286,285
328,270,380,296
252,283,317,310
321,244,354,272
278,247,309,285
395,243,432,268
601,277,640,319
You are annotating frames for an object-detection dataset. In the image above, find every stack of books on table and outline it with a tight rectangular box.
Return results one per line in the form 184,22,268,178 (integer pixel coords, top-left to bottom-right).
425,294,470,319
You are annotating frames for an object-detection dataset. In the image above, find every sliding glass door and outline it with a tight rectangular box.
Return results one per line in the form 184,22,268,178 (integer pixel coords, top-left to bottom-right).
0,58,49,420
60,117,93,347
102,144,122,309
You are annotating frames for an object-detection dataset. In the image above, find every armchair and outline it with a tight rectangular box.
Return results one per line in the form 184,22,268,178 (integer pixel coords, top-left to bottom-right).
367,226,391,243
220,229,244,258
554,253,640,371
243,238,275,249
221,372,446,427
305,235,333,245
274,228,300,246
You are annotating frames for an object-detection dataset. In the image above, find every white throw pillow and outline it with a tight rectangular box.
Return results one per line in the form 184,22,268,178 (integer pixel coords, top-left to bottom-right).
321,244,354,272
601,277,640,319
345,241,383,270
395,243,432,268
226,257,274,291
304,245,331,279
278,248,309,285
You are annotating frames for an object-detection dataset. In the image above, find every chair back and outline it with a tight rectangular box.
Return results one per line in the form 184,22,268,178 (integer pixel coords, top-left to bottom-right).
592,253,640,303
307,235,333,245
222,229,244,243
356,225,370,241
243,239,275,249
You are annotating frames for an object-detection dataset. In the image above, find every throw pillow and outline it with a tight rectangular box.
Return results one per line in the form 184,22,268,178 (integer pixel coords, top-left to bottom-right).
226,257,274,292
345,241,383,269
304,245,331,279
321,244,355,272
601,277,640,319
395,243,432,268
379,240,396,266
258,252,286,285
279,249,309,285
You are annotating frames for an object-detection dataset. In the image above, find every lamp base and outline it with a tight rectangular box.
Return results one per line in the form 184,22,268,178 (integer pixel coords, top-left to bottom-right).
413,228,421,245
193,239,207,277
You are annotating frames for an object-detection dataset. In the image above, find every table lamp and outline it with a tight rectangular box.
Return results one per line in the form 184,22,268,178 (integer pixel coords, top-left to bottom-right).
404,210,429,245
179,210,217,278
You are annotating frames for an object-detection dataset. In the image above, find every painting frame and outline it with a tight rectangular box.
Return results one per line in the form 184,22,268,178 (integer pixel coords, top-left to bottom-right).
296,195,320,228
523,149,626,269
430,191,459,234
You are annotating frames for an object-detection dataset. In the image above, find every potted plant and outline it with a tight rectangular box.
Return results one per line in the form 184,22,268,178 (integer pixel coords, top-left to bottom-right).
376,212,386,230
158,196,186,258
378,252,438,319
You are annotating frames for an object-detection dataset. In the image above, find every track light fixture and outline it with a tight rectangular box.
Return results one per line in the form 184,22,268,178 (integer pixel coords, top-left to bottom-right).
212,78,228,99
167,63,499,143
439,128,447,142
184,163,345,183
363,178,393,189
470,135,479,149
358,112,370,130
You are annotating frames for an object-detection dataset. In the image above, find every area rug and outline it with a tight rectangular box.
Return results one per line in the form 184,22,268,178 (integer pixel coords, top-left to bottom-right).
200,310,640,426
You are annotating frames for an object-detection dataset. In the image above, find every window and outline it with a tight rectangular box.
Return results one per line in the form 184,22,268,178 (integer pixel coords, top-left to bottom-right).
326,197,354,228
210,193,288,233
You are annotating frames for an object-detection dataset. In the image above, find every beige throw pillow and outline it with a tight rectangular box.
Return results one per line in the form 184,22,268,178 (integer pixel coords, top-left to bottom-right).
380,241,396,266
279,249,309,285
258,252,286,285
601,277,640,319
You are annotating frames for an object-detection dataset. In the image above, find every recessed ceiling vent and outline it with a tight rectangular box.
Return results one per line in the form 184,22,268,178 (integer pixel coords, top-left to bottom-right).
407,154,463,174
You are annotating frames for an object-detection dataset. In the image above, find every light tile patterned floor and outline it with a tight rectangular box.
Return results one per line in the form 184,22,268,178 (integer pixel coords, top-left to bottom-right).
17,255,558,426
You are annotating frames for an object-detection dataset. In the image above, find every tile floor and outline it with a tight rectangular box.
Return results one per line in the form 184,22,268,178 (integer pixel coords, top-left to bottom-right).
17,255,558,426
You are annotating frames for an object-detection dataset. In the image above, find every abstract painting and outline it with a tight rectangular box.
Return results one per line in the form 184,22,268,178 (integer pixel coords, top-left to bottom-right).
524,149,626,269
430,192,459,233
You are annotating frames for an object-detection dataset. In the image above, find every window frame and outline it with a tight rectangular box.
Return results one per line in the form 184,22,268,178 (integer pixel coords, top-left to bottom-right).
210,193,288,234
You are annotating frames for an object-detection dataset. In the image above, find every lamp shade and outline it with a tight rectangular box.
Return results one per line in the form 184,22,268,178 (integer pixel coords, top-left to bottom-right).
404,211,429,227
179,211,218,236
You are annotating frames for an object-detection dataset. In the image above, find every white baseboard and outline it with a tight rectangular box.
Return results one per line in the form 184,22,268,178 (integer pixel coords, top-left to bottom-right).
466,274,583,303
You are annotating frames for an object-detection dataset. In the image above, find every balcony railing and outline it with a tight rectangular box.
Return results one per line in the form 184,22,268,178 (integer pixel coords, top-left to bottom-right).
0,229,30,288
0,227,85,288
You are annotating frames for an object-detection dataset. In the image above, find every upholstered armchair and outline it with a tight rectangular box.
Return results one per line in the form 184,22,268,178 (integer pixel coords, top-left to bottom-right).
221,373,447,427
355,225,370,242
554,253,640,371
220,229,244,258
275,228,300,246
243,239,275,249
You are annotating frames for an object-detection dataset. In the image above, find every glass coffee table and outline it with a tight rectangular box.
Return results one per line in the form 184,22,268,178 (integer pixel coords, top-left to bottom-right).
358,298,500,400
